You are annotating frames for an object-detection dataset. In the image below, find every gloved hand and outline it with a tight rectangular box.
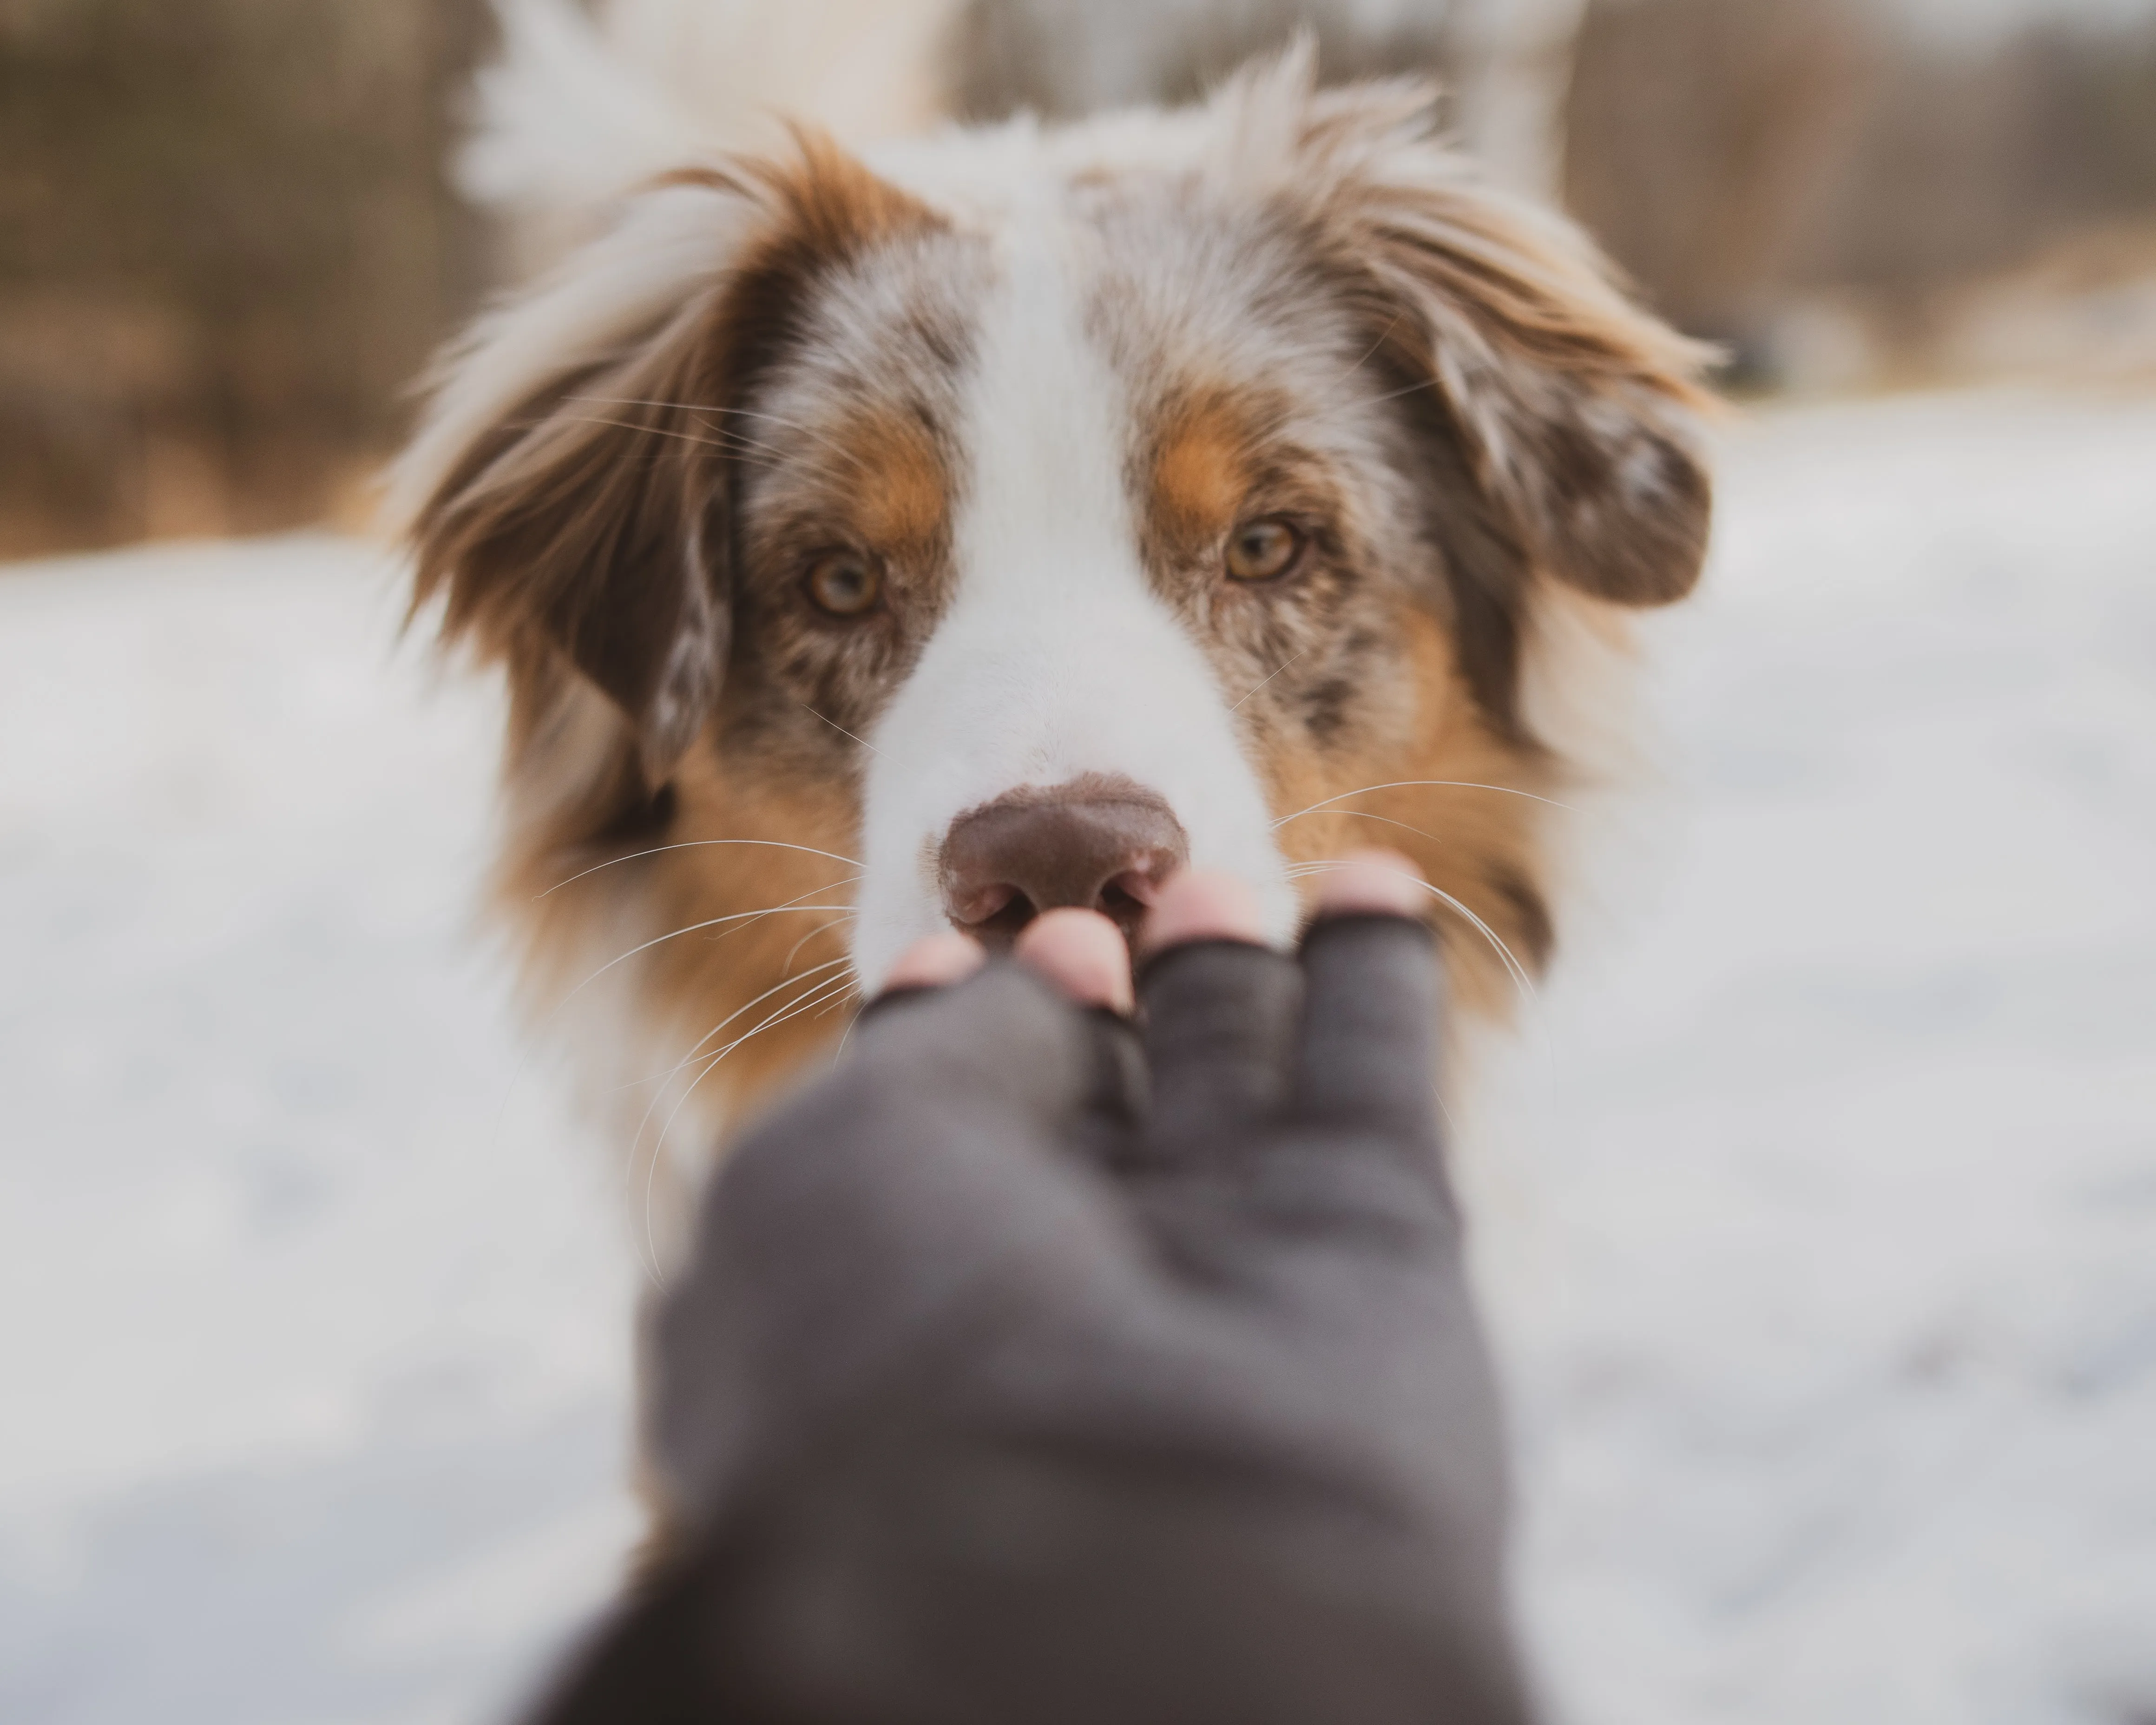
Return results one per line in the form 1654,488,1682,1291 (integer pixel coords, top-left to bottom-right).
528,855,1537,1725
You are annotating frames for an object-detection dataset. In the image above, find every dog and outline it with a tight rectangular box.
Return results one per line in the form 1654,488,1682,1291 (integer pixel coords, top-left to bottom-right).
389,25,1713,1277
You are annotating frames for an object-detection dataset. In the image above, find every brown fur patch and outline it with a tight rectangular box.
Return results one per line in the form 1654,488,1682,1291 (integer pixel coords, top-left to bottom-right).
1147,387,1258,559
501,142,956,1100
408,133,960,1125
843,407,949,562
1338,184,1718,612
687,134,951,421
408,313,729,787
749,127,946,260
601,761,863,1116
1261,604,1554,1021
487,698,863,1224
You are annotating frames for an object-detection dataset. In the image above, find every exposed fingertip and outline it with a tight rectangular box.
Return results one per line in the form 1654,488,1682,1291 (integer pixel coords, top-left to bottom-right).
881,930,986,994
1016,908,1134,1014
1143,869,1268,955
1310,849,1429,922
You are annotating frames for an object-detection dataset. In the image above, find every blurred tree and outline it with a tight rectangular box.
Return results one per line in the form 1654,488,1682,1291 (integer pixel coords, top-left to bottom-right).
1808,18,2156,292
1451,0,1589,198
1562,0,1874,367
0,0,487,554
1564,0,2156,382
951,0,1472,126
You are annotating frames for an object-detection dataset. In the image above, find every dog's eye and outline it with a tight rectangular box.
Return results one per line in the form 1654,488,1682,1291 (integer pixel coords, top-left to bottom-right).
805,551,882,616
1225,517,1304,583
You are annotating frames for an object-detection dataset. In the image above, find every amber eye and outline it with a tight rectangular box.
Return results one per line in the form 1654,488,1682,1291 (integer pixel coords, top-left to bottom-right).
1225,516,1305,583
805,551,882,616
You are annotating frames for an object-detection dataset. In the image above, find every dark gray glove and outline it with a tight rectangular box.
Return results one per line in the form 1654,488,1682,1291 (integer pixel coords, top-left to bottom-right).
526,913,1538,1725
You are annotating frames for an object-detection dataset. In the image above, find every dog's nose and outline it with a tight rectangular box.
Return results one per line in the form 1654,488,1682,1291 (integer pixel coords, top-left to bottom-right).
939,775,1190,947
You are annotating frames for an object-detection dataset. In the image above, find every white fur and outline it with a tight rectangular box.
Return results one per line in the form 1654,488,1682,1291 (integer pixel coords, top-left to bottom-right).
462,0,963,234
851,201,1300,988
599,0,961,151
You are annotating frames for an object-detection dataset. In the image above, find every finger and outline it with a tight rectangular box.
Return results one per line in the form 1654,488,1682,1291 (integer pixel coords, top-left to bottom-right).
1011,911,1144,1139
855,929,1138,1144
1292,856,1444,1145
1016,908,1133,1014
659,961,1139,1530
1140,868,1267,954
1310,848,1431,922
1137,871,1300,1156
879,930,986,995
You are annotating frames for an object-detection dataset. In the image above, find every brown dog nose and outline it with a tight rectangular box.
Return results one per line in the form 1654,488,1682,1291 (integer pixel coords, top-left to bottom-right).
939,774,1189,947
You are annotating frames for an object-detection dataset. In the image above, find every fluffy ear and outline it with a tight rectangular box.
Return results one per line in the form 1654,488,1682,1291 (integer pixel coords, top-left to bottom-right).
1350,166,1716,611
1239,71,1716,738
391,179,755,788
393,140,945,792
414,326,728,786
1236,66,1714,653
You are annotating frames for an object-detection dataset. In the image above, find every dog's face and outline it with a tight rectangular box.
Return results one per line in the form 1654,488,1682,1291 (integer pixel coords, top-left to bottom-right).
398,64,1711,1127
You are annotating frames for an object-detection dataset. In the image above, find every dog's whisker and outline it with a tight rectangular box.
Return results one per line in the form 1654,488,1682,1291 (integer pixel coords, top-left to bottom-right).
801,703,883,756
539,841,863,898
704,872,861,950
548,414,785,467
1292,856,1564,1118
682,968,861,1082
814,983,864,1020
615,959,854,1175
1289,806,1444,850
1229,646,1312,712
828,999,866,1070
782,914,855,973
558,903,856,1014
561,395,783,459
695,404,871,474
666,955,855,1074
578,394,841,442
621,958,856,1282
611,898,856,1116
618,963,853,1265
710,904,857,948
1270,779,1578,830
639,966,862,1278
1292,857,1539,1005
653,970,860,1142
573,395,870,476
600,936,858,1096
1345,309,1406,381
1256,360,1440,444
1350,372,1445,412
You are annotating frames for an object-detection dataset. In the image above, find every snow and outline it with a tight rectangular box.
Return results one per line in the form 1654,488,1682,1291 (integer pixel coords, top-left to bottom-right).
3,388,2154,1723
1509,392,2156,1725
0,540,638,1725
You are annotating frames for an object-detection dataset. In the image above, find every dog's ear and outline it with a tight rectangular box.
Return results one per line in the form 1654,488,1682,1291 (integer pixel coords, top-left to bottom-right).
395,144,945,791
394,143,941,792
413,316,730,787
1348,174,1716,609
393,180,756,790
1259,72,1716,735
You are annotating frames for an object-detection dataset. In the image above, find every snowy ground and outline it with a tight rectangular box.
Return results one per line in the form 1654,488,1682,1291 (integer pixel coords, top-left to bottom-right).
2,388,2153,1725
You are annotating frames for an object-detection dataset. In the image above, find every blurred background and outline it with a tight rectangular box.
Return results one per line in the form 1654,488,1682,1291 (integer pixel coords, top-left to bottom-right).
7,0,2156,558
3,3,2154,1724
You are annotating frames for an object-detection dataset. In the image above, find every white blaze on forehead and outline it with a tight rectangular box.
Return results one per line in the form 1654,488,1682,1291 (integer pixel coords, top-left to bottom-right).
852,201,1297,988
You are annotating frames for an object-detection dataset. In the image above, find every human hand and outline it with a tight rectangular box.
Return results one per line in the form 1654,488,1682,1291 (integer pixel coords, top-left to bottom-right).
538,850,1535,1725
